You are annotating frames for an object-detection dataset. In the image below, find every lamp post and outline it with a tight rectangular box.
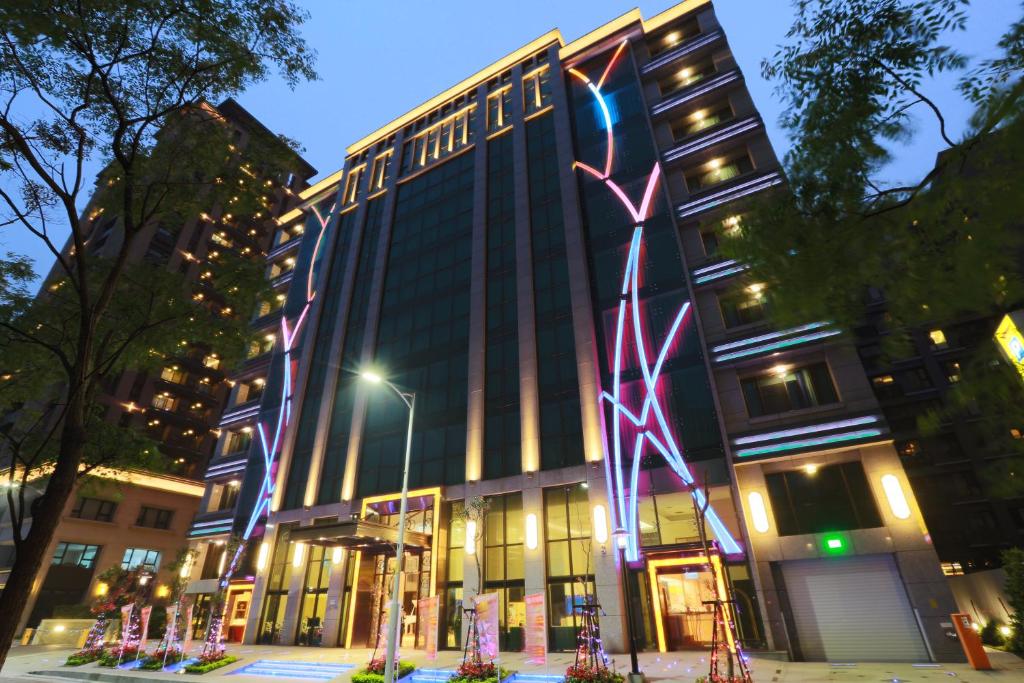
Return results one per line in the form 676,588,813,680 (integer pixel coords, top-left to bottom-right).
612,527,643,683
360,370,415,683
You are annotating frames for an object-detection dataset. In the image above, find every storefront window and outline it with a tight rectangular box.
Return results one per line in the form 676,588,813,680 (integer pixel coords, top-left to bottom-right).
483,493,525,651
296,545,330,646
257,524,295,644
443,501,464,649
544,484,595,651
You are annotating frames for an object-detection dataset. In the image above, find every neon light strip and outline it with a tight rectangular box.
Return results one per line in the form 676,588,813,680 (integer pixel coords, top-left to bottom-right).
693,258,741,276
574,41,742,560
735,429,884,458
713,329,841,362
734,415,880,445
641,31,724,74
651,70,741,116
694,265,748,284
663,117,762,162
712,321,831,352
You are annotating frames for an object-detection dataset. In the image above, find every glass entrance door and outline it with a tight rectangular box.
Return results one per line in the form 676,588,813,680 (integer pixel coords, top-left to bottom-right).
653,565,716,650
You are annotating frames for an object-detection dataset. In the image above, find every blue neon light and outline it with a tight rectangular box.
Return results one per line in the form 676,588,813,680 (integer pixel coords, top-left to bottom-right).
735,429,884,458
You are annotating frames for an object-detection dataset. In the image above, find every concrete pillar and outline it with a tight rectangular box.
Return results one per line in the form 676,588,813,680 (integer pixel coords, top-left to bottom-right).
243,527,274,645
320,547,349,647
587,469,625,653
278,539,306,645
522,483,546,599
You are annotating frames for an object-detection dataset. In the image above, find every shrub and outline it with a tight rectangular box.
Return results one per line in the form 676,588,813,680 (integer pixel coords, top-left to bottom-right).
184,655,239,674
97,646,144,667
64,648,103,666
980,619,1005,647
1004,547,1024,654
564,664,625,683
448,661,512,683
352,660,415,683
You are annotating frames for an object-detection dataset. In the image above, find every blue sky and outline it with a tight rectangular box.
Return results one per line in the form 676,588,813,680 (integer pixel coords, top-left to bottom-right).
2,0,1017,284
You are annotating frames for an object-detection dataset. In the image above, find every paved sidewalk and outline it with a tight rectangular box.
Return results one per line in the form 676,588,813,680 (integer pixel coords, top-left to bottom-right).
3,644,1023,683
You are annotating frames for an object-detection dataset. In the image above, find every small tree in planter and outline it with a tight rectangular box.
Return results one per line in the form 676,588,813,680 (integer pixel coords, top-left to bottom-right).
351,657,415,683
563,596,621,683
65,566,141,666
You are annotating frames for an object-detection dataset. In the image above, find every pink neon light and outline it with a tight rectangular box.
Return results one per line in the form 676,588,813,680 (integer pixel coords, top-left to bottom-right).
597,40,628,90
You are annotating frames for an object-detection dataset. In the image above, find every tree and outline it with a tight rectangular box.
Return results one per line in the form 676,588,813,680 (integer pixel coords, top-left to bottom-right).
724,0,1024,333
0,0,316,666
1004,547,1024,654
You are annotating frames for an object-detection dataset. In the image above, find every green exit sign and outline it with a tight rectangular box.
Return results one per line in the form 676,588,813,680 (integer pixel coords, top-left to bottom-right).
822,533,848,554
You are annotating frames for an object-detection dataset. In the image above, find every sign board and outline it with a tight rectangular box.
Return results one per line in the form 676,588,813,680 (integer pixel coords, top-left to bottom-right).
995,311,1024,381
475,592,500,660
418,595,439,660
524,593,546,665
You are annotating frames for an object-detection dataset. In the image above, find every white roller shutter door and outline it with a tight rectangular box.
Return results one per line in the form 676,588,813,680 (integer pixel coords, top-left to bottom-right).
781,554,929,662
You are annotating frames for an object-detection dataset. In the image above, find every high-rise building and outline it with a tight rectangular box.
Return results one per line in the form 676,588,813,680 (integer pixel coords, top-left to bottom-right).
186,1,962,662
0,98,316,638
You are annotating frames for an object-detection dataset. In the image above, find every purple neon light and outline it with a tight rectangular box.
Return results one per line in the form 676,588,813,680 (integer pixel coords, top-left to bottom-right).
572,49,741,561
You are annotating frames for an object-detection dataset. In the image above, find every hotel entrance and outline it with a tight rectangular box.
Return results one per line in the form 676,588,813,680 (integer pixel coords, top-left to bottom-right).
646,551,733,652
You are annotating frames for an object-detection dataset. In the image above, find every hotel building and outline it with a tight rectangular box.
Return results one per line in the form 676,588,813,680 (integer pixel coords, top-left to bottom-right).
186,0,963,662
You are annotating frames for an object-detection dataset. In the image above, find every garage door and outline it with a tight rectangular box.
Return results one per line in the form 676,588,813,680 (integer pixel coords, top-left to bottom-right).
781,554,929,662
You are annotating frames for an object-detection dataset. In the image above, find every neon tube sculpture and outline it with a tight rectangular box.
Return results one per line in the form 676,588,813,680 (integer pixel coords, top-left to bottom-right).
571,42,741,561
219,201,335,586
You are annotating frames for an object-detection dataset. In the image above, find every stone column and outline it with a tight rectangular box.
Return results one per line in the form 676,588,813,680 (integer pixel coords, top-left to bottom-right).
320,547,349,647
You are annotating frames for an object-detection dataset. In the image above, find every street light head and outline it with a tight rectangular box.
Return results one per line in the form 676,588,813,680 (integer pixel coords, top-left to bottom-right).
361,370,383,384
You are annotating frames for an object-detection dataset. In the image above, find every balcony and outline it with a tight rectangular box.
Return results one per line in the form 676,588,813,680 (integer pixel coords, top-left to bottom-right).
642,30,724,76
663,115,763,164
651,69,743,118
677,170,784,219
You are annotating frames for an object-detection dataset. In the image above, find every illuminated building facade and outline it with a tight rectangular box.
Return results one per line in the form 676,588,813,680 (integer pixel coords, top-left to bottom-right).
192,1,962,662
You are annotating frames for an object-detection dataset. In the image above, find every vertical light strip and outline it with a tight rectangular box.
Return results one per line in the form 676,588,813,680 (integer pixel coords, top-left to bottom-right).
747,491,770,533
881,474,912,519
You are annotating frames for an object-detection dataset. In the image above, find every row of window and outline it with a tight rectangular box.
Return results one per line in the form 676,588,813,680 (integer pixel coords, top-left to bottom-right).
70,497,174,529
52,541,162,572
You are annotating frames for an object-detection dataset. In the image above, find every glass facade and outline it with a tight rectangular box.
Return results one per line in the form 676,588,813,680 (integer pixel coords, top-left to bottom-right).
483,493,525,651
257,523,295,644
544,484,594,651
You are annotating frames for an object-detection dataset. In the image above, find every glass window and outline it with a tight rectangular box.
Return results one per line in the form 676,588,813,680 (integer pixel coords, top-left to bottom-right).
258,524,295,644
121,547,161,571
159,365,186,384
672,102,735,140
70,497,117,522
929,329,948,348
544,484,595,651
136,506,173,529
657,55,718,97
740,362,839,417
483,493,525,651
52,542,100,568
647,17,701,57
765,461,882,535
718,288,768,328
684,152,755,192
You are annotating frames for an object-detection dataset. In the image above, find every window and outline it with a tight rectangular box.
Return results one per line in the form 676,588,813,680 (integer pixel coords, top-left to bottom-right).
700,230,719,256
369,152,392,191
929,329,948,348
151,392,178,411
487,86,512,133
945,361,962,384
672,102,735,140
203,354,221,369
216,482,241,511
657,55,717,97
718,287,768,328
544,484,594,651
741,362,839,417
400,103,475,174
342,165,364,205
52,542,100,568
248,333,276,358
522,66,551,114
121,547,162,571
136,506,173,530
443,500,466,649
899,367,933,392
70,497,118,522
268,256,296,279
684,152,755,192
225,428,253,454
765,461,882,536
236,378,265,405
159,366,186,384
871,374,900,398
897,439,920,457
483,493,525,651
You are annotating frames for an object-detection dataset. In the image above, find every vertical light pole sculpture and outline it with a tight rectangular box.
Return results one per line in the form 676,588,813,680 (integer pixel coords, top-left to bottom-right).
360,370,416,683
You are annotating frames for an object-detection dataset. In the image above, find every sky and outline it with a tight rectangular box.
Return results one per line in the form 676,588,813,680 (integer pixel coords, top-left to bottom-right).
2,0,1017,286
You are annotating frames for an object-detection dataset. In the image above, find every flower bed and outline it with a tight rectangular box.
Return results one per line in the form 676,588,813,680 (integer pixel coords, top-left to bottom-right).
97,646,144,667
564,664,624,683
351,657,416,683
138,648,183,671
64,648,103,666
184,654,239,674
449,661,512,683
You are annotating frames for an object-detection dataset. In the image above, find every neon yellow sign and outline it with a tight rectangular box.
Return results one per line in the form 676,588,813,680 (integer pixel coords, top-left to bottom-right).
995,312,1024,381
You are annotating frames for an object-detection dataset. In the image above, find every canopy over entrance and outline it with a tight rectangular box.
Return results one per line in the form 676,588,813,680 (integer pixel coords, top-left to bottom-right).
289,518,430,555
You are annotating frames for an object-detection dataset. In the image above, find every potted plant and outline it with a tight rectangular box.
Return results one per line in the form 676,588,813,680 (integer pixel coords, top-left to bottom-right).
352,656,415,683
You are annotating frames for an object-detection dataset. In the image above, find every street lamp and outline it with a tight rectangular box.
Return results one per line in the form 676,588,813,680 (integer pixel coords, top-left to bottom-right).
359,369,415,683
611,527,643,683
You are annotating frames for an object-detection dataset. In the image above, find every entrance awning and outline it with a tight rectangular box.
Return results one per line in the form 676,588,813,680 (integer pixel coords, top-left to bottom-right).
288,519,430,555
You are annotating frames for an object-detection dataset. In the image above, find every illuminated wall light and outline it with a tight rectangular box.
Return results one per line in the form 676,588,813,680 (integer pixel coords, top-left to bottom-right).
593,504,609,545
803,463,819,476
332,547,343,565
465,520,477,556
53,624,65,633
747,491,770,533
256,542,270,571
155,584,170,598
881,473,912,519
525,513,538,550
292,542,306,568
95,582,109,596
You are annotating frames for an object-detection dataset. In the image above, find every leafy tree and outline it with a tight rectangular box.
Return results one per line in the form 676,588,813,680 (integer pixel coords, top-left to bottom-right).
0,0,316,666
1003,547,1024,654
725,0,1024,333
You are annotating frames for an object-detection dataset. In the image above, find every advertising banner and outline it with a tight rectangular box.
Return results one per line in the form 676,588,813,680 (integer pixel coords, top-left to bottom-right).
182,605,194,652
120,604,134,646
475,592,500,660
524,592,546,665
418,595,439,660
139,606,153,652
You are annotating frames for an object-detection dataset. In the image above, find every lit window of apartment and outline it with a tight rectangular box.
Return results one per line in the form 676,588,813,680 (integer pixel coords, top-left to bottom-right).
151,391,178,411
945,361,961,384
671,101,734,140
225,427,253,454
871,374,901,399
136,506,173,530
203,354,221,370
647,16,700,57
160,365,186,384
268,256,296,279
684,151,754,193
52,542,99,568
741,362,839,417
211,231,232,248
236,377,265,405
765,461,882,535
342,164,364,205
928,329,948,348
522,66,551,115
70,496,118,522
897,439,920,457
657,55,718,97
718,284,768,328
121,547,161,572
215,481,241,511
248,332,276,358
255,293,286,318
369,151,392,191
